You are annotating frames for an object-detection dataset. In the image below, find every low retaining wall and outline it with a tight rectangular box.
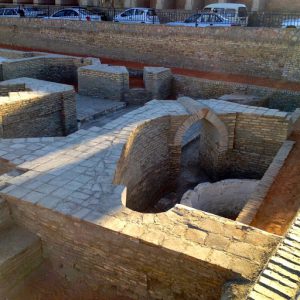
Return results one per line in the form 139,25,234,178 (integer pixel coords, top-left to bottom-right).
78,64,129,100
4,196,281,300
144,67,172,99
0,78,77,138
173,75,300,112
0,19,299,82
1,55,93,85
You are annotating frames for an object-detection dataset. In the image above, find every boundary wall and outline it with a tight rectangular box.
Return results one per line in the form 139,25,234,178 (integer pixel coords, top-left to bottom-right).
0,19,299,82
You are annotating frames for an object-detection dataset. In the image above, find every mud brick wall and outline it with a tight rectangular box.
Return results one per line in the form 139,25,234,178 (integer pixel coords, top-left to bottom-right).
144,67,172,99
115,107,290,211
115,116,171,211
4,196,281,300
1,56,93,85
78,64,129,100
265,0,300,12
0,49,40,59
222,113,290,179
174,75,300,112
0,19,299,81
0,84,26,96
0,89,77,138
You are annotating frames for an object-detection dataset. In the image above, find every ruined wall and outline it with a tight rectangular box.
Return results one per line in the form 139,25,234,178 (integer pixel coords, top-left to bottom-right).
115,117,171,211
78,64,129,100
0,19,299,81
174,75,300,112
1,55,92,85
0,81,77,138
144,67,173,99
221,112,290,178
4,196,281,300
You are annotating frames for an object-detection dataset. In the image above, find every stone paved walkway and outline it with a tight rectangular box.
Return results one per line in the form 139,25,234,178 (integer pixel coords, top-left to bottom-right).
0,99,290,280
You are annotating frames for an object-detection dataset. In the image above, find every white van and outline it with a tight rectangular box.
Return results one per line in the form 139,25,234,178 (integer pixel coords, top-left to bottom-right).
203,3,248,26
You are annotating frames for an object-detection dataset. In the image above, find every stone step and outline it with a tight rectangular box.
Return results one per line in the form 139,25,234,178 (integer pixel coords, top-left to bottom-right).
0,224,43,297
0,199,12,231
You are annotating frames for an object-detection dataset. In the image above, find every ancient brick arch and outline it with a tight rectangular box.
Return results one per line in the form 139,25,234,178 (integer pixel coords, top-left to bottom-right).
173,107,229,151
169,99,229,181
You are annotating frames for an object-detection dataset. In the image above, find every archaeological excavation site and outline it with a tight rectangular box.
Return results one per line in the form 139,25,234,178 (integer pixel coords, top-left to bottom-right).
0,16,300,300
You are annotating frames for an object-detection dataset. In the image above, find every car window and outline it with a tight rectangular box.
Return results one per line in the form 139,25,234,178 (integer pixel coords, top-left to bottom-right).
52,10,65,17
225,9,236,17
214,8,224,15
135,9,144,15
79,9,89,15
4,9,17,15
203,8,211,12
147,9,157,16
210,14,223,23
200,14,211,23
185,14,201,23
121,9,135,17
238,7,248,17
0,9,4,15
64,10,78,16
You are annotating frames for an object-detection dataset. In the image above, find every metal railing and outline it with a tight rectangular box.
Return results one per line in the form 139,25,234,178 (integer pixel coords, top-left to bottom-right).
0,4,299,28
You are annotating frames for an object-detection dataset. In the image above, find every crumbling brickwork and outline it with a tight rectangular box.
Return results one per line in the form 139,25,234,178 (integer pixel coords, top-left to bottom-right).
78,64,129,100
0,19,299,81
0,78,77,138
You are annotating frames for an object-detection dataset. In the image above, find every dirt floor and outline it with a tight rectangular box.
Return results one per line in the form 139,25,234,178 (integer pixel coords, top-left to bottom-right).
9,259,133,300
0,158,16,175
250,120,300,236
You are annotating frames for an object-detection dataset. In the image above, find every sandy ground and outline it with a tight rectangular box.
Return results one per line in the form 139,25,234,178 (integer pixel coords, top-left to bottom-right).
251,120,300,236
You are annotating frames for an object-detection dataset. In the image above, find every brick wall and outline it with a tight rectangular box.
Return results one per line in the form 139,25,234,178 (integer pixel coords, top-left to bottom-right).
4,196,281,300
265,0,300,12
0,79,77,138
78,64,129,100
220,112,290,179
115,116,172,211
144,67,173,99
1,55,93,85
115,106,289,212
0,19,299,81
174,75,300,112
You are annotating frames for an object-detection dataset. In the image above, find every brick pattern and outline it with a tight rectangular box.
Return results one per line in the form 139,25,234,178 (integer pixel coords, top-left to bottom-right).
0,78,77,138
247,211,300,300
174,75,300,112
144,67,173,99
0,99,289,299
123,88,153,105
78,64,129,100
0,19,299,81
0,83,27,96
1,55,93,85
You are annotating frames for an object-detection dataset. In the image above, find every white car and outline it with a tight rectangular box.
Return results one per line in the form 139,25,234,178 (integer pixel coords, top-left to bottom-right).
282,18,300,28
167,13,237,27
114,8,159,24
0,8,20,18
0,7,45,18
48,8,101,21
23,7,46,18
